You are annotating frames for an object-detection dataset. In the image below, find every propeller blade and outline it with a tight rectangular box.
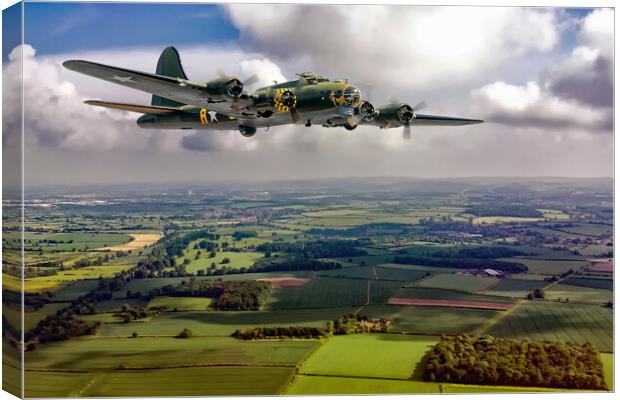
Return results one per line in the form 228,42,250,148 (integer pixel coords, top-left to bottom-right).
290,108,302,123
412,100,427,112
403,125,411,140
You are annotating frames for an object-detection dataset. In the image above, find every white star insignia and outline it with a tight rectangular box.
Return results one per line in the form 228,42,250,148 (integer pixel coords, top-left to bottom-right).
207,111,218,122
111,75,135,83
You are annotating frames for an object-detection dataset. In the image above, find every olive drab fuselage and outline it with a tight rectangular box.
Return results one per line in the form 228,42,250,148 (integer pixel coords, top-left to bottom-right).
137,73,363,131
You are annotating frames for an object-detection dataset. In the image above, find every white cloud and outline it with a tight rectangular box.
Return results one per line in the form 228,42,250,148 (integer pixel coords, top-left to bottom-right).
226,5,559,90
471,81,610,130
471,8,613,132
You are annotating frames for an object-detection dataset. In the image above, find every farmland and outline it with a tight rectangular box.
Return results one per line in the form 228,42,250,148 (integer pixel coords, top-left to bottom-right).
3,177,613,396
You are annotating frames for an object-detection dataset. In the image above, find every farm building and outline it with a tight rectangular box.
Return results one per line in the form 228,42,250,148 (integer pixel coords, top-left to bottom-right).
481,268,504,278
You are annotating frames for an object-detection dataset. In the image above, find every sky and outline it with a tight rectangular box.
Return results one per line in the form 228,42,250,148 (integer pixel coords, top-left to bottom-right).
1,3,614,185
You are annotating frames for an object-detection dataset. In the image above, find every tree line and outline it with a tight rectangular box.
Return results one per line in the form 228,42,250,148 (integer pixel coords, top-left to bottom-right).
231,313,391,340
424,334,608,390
256,239,369,259
393,255,528,274
148,278,271,311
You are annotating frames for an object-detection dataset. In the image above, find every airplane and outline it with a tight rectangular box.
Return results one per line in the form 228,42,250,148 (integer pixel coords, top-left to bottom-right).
63,47,483,140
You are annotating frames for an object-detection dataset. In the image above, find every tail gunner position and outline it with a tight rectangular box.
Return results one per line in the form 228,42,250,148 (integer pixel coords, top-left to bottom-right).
64,47,483,140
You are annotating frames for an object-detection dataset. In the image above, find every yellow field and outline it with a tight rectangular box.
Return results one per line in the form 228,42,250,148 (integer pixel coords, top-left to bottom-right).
29,264,135,282
100,233,161,251
3,273,70,293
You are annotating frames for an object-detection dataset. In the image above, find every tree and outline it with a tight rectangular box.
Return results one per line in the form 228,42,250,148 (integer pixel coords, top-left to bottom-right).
131,332,139,338
221,257,231,264
177,328,193,338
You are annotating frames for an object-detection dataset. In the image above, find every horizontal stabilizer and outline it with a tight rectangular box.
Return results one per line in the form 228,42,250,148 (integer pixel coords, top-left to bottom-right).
84,100,182,115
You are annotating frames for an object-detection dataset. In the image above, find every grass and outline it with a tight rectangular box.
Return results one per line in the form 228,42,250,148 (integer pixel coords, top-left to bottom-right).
99,307,355,337
485,278,547,298
600,353,614,390
394,287,516,304
412,274,499,293
362,304,500,335
267,277,400,309
113,272,316,298
287,375,441,394
23,370,96,398
25,336,319,370
544,284,612,304
9,232,133,252
3,273,70,293
485,301,613,352
320,267,428,282
81,367,296,397
180,251,264,274
299,334,438,380
52,280,101,302
563,277,613,290
29,264,135,281
147,296,213,311
499,258,590,275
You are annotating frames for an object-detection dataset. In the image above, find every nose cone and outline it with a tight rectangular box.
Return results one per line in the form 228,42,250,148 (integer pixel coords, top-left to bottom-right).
344,85,361,107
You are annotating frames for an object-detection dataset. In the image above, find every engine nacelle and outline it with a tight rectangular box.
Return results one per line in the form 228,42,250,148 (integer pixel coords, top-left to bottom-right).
376,103,414,125
239,125,257,137
358,101,376,121
205,77,243,98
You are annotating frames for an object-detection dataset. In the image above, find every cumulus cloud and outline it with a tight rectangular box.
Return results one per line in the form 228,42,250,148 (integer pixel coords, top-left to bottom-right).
471,8,612,133
3,5,613,184
545,8,613,107
226,5,559,90
471,81,611,130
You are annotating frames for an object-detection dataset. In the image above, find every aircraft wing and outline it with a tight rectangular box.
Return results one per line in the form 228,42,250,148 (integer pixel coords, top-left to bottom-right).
409,114,483,126
63,60,238,115
84,100,183,116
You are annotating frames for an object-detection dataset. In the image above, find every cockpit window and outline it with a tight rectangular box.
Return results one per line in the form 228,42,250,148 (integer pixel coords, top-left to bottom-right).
343,86,361,107
306,77,317,85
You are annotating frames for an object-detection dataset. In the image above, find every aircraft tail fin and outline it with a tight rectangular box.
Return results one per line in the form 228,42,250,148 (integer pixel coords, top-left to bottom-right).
152,46,188,107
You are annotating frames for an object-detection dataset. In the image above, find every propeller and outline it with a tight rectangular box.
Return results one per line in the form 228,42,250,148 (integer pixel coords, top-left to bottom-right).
278,90,302,123
216,68,261,90
402,100,427,141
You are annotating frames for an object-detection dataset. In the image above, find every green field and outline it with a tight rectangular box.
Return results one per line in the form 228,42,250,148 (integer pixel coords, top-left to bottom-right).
500,258,590,275
545,284,613,304
52,280,101,302
93,298,148,313
29,264,135,281
362,304,500,335
412,274,499,293
287,375,441,394
179,250,264,273
81,367,295,396
485,301,613,352
23,370,95,398
267,277,400,309
394,287,516,304
485,278,547,298
147,296,213,311
300,334,438,379
98,308,354,337
25,337,319,370
6,232,133,252
563,277,613,290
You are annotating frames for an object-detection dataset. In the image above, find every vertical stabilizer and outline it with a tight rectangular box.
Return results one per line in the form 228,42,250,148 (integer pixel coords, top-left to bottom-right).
152,47,188,107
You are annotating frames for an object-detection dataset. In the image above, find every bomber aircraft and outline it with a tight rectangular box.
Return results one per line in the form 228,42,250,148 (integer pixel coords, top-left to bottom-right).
64,47,483,140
